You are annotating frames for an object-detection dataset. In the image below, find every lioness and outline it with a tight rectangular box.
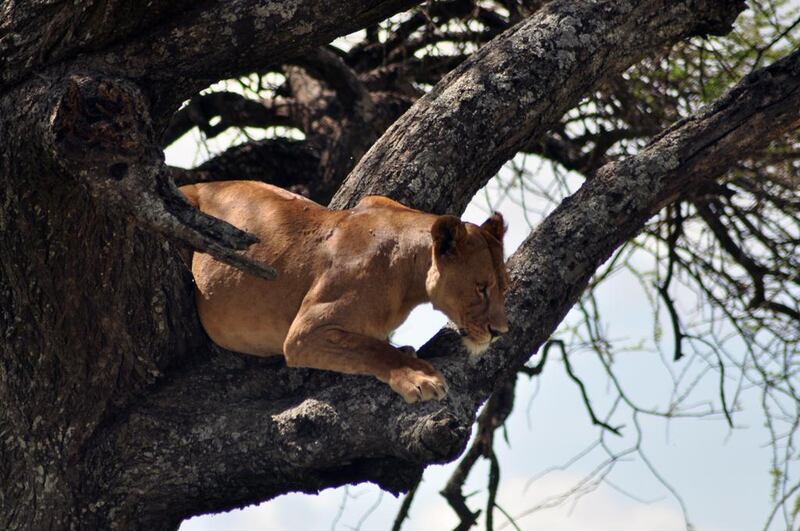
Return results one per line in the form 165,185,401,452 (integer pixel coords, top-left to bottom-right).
180,181,509,403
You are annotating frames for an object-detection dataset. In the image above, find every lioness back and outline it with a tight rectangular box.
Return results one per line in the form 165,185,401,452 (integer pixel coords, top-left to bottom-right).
182,181,341,354
180,181,437,356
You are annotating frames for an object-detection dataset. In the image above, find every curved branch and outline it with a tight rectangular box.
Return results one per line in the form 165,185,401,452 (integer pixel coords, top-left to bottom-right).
560,340,623,436
331,0,745,213
469,47,800,392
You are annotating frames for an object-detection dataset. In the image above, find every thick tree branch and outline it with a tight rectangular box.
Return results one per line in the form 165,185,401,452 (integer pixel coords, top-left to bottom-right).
465,47,800,392
86,350,472,529
330,0,745,213
4,0,422,126
0,0,202,88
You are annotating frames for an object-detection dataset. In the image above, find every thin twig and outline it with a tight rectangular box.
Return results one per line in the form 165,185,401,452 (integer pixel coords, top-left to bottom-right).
556,340,623,436
391,476,421,531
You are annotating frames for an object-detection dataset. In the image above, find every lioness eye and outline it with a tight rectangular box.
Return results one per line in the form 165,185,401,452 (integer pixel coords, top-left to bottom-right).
477,284,488,299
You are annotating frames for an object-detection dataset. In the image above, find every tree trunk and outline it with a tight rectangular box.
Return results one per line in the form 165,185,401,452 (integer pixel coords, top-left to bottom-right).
1,2,420,527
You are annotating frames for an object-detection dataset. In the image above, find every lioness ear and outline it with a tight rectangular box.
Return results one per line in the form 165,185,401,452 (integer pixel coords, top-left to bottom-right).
432,215,467,258
481,212,506,241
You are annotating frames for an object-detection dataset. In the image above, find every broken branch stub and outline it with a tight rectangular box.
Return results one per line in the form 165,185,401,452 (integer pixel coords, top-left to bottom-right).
48,74,277,280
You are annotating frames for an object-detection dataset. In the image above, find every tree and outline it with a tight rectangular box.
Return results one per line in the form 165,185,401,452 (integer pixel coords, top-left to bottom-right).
1,0,798,530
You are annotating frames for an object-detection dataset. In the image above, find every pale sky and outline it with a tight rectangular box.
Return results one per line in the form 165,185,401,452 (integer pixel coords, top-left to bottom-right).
167,126,788,530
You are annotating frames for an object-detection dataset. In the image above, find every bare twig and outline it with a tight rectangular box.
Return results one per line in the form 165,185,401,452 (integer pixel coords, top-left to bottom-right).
441,379,517,531
391,476,421,531
557,340,623,436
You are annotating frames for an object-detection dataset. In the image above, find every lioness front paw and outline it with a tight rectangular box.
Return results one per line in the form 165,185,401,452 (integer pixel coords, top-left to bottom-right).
387,360,448,403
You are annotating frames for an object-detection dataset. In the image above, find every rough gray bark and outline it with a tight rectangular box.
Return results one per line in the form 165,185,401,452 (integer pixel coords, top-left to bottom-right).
0,74,203,530
1,0,419,124
5,0,793,530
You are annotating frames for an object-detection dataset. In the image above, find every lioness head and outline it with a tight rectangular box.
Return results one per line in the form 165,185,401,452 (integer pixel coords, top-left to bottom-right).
426,213,510,357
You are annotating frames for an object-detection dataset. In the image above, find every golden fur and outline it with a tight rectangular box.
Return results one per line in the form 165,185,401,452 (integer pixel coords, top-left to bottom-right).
180,181,509,403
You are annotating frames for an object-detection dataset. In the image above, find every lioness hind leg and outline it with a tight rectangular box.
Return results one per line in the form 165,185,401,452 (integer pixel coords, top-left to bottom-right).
283,327,447,403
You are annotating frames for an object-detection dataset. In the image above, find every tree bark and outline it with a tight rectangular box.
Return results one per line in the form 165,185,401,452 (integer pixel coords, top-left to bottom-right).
6,1,794,530
2,1,419,120
0,73,204,530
